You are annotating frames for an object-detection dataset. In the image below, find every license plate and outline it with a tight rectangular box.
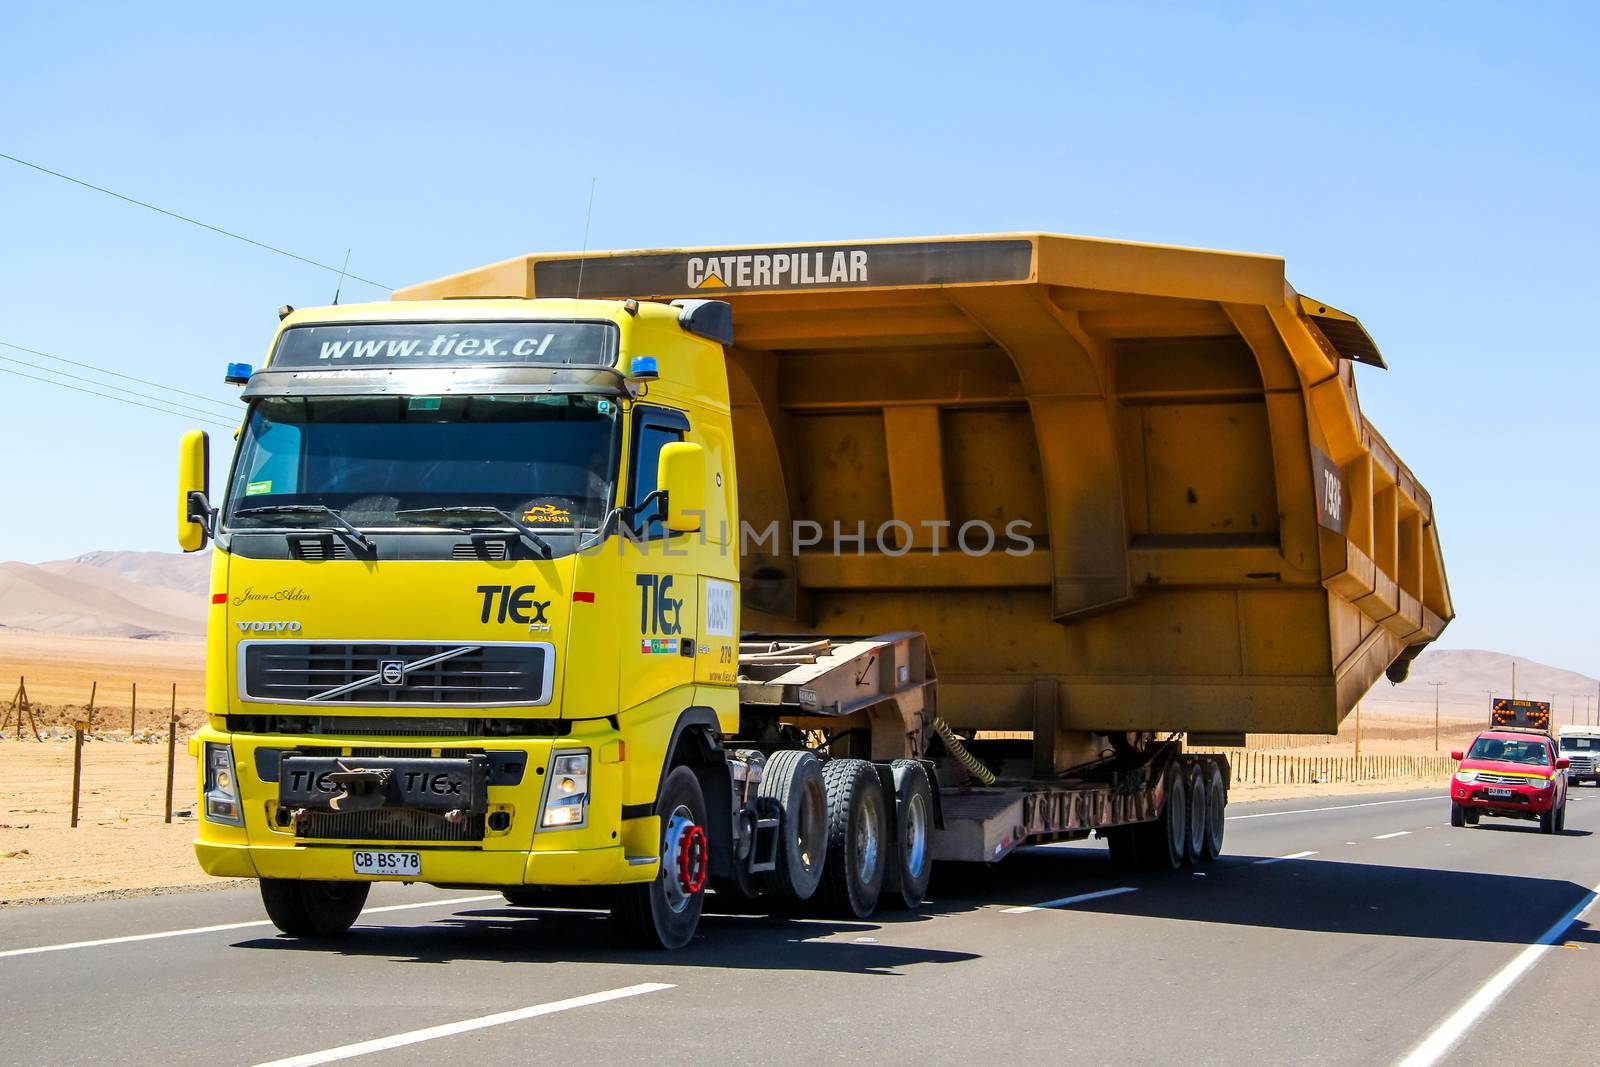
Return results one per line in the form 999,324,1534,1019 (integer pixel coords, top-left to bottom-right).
1486,788,1514,798
352,850,420,877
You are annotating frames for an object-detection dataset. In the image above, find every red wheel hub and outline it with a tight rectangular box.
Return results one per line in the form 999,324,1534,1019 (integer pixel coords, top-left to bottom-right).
675,824,708,894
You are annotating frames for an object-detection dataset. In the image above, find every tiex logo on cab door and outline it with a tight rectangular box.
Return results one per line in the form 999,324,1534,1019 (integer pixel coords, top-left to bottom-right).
476,585,552,632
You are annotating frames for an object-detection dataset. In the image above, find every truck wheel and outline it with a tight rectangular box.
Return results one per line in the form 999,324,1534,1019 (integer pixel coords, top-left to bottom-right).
1200,760,1226,861
260,879,369,937
883,760,934,909
1465,810,1479,826
815,759,888,918
1183,762,1207,864
1556,801,1567,833
1449,802,1466,827
1137,763,1187,870
1539,804,1558,834
610,765,708,949
756,749,828,903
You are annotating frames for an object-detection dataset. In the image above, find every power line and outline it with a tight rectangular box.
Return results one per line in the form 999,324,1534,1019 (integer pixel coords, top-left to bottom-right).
0,151,394,292
0,340,238,414
0,365,236,430
0,351,237,422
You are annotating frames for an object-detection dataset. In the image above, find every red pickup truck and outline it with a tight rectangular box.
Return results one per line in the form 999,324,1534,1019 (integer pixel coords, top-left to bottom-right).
1450,730,1569,833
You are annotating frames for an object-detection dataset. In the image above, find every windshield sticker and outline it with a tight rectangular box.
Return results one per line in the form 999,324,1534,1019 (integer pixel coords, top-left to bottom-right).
245,480,272,496
523,502,573,526
270,321,618,371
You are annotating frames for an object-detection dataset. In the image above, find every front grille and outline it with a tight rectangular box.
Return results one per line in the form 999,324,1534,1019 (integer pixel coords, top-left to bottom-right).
242,642,549,706
1565,756,1595,772
297,808,485,842
1476,772,1543,786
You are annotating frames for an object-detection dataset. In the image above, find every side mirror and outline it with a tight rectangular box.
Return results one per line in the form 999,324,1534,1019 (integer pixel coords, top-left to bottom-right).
177,430,212,552
657,441,705,533
1556,757,1571,770
1449,750,1464,761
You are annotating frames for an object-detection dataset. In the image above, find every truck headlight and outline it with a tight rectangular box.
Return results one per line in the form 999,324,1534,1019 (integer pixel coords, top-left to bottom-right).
1454,770,1477,784
1533,777,1554,790
541,751,589,829
204,742,244,825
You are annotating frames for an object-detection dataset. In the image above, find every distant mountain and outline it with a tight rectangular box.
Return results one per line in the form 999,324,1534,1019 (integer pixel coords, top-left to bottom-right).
67,550,210,595
1369,648,1599,721
0,551,206,638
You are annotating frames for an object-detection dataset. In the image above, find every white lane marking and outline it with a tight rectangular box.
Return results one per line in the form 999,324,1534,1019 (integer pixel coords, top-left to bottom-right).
0,894,497,960
1228,795,1443,821
1002,886,1138,914
1373,831,1413,840
1253,850,1319,865
253,982,674,1067
1393,882,1600,1067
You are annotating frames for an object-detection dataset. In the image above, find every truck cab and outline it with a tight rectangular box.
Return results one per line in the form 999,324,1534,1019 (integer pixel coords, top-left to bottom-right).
1557,726,1600,786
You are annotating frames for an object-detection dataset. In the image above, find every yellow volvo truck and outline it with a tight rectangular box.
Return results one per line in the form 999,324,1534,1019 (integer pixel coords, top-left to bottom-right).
178,233,1452,948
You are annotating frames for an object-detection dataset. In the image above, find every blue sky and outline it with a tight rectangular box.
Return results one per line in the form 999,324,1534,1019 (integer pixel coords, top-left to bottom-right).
2,2,1596,672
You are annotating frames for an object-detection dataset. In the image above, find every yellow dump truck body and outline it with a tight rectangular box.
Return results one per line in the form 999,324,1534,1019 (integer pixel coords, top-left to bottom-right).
397,233,1452,740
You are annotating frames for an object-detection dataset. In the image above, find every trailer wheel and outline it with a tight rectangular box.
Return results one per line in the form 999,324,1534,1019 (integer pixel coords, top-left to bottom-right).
1200,760,1226,861
883,760,934,909
815,759,888,918
1137,763,1187,870
260,878,369,937
756,749,828,903
1183,762,1207,864
610,765,708,949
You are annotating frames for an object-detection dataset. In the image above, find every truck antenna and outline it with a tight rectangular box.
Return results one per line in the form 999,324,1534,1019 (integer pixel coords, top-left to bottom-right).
574,178,597,300
331,248,352,305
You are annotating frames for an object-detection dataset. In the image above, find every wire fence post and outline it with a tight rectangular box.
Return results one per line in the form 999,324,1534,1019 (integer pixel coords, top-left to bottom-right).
70,720,85,828
85,680,96,737
130,681,137,737
165,682,178,824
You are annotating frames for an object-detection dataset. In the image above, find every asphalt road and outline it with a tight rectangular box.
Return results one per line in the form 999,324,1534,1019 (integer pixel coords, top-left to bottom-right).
3,787,1599,1066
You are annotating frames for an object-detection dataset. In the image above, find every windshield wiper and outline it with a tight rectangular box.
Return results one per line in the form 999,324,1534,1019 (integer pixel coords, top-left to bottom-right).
395,506,552,558
233,504,374,551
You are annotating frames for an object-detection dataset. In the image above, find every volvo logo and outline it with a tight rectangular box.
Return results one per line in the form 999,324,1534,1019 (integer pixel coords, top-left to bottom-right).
379,660,406,686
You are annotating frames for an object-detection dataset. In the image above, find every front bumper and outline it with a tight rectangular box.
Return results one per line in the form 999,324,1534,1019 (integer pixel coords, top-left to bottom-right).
1452,780,1558,814
192,723,660,887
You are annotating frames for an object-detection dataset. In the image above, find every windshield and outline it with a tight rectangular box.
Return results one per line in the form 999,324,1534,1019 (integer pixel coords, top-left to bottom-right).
1561,736,1600,751
1466,737,1551,765
224,393,620,532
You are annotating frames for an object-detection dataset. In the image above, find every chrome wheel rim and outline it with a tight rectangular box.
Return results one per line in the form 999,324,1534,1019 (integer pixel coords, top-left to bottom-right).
661,805,698,914
796,779,825,876
855,788,883,884
904,792,929,878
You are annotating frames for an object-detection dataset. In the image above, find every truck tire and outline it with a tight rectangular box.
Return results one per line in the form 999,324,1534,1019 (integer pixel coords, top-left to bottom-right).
1137,762,1187,870
1183,762,1207,864
883,760,934,909
260,878,369,937
1200,759,1226,861
815,759,888,918
1449,802,1466,827
756,749,827,903
610,765,708,949
1539,803,1558,834
1556,800,1567,833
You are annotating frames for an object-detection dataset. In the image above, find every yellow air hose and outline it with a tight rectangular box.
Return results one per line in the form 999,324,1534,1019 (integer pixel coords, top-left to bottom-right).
932,716,997,786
